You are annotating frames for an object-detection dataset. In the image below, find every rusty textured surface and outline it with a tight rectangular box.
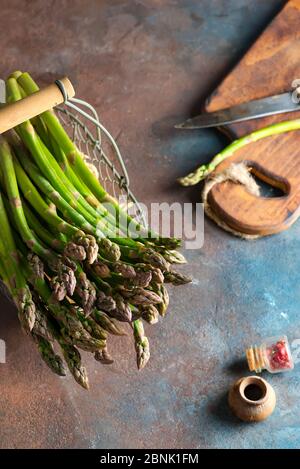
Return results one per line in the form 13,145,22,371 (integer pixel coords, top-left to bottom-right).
1,0,298,449
207,0,300,113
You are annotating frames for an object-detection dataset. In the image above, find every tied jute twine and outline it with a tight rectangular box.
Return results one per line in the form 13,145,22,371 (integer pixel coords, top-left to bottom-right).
202,162,261,239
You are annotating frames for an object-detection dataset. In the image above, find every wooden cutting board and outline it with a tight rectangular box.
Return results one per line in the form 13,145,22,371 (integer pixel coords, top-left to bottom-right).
205,0,300,236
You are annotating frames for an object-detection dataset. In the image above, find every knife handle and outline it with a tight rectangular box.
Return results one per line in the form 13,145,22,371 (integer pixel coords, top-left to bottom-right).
0,77,75,134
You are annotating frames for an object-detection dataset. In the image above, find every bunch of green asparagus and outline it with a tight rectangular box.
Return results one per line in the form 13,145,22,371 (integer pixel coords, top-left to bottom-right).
0,72,191,389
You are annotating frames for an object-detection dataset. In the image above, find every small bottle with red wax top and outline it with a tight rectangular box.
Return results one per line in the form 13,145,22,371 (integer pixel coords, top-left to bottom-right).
246,335,294,373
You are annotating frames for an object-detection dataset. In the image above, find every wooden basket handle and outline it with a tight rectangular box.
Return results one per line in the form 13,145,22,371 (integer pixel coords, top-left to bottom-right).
0,77,75,134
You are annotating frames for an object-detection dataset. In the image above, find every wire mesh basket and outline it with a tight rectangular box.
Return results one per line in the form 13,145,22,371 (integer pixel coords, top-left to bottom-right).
56,95,146,227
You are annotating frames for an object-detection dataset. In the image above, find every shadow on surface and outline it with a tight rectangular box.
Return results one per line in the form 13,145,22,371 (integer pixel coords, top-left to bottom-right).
210,390,243,426
0,292,19,340
227,358,248,376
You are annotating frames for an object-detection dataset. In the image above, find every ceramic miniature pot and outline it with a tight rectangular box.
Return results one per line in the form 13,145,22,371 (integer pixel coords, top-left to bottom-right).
228,376,276,422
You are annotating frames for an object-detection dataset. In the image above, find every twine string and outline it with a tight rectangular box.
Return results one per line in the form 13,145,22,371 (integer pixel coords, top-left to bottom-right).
202,162,261,239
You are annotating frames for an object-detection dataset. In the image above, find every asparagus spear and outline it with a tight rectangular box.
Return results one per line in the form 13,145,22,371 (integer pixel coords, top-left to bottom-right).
92,309,127,336
0,192,35,332
43,313,90,389
74,306,108,340
160,249,187,264
31,307,54,342
120,287,163,306
96,290,116,312
59,339,89,389
110,300,132,323
74,270,97,314
119,245,170,272
23,199,66,252
32,334,66,376
154,284,169,317
164,270,192,285
133,319,150,370
140,305,160,325
48,133,100,210
178,119,300,185
95,347,114,365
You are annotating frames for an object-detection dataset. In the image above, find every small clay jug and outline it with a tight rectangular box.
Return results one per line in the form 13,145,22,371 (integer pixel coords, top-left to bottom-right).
228,376,276,422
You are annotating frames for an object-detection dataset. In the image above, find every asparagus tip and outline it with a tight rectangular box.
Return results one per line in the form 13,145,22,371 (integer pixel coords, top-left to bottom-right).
94,347,114,365
64,242,86,262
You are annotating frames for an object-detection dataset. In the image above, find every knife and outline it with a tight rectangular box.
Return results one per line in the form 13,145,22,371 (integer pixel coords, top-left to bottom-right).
176,87,300,129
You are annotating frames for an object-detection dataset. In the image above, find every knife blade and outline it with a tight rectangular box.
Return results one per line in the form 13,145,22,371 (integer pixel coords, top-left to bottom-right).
175,91,300,129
